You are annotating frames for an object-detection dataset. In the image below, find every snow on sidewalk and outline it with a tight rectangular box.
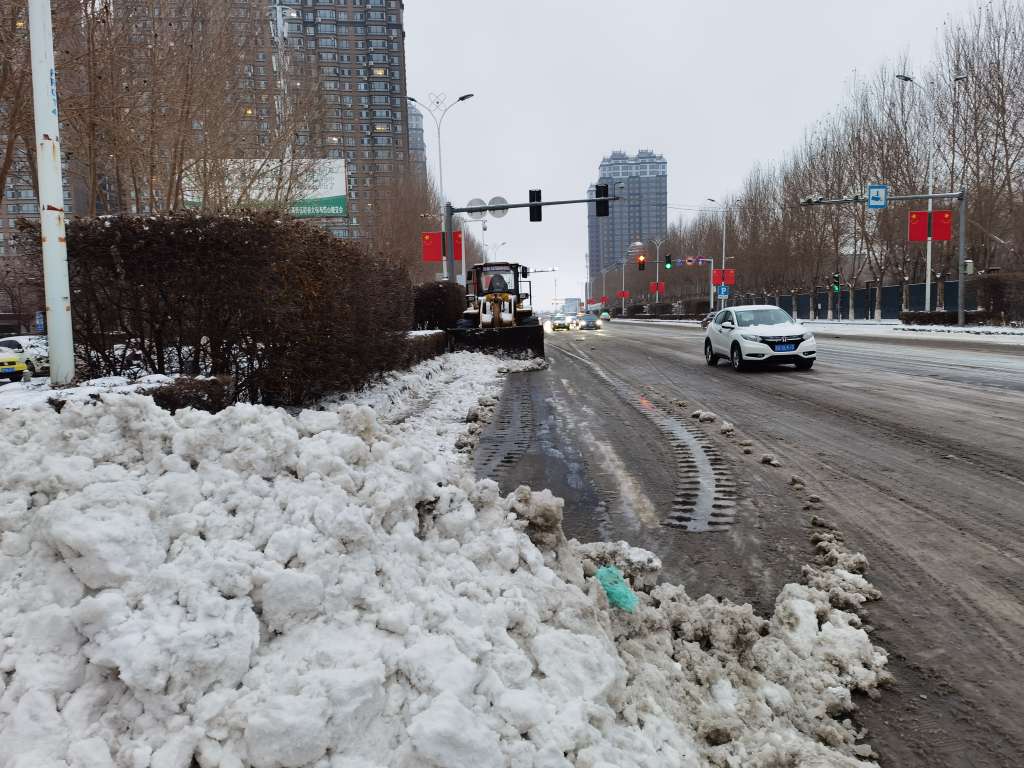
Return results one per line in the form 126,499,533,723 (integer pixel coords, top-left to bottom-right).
1,352,887,768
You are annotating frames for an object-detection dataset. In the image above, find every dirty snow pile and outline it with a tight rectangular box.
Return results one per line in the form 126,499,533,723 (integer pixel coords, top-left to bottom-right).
1,352,888,767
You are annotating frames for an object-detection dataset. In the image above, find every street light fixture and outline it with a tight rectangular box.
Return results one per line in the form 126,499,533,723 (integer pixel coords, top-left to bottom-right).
897,72,967,312
707,198,728,310
407,92,474,280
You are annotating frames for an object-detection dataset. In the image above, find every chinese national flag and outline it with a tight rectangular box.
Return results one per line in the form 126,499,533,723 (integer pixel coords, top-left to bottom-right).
724,269,736,286
421,232,442,262
421,231,463,262
908,212,928,242
712,268,724,286
600,295,608,303
931,210,953,241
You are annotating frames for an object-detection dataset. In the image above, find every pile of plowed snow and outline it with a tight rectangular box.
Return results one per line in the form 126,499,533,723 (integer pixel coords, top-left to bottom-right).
0,353,888,768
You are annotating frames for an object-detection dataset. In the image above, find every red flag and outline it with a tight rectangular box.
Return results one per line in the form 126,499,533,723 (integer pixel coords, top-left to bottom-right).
649,282,666,294
908,211,928,242
421,231,463,261
724,269,736,286
421,232,442,262
712,268,724,286
616,290,630,299
932,210,953,241
600,295,608,303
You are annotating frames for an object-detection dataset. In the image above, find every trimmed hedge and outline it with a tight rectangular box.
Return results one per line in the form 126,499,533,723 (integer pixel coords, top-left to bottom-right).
649,302,673,316
414,281,466,330
18,212,412,405
625,304,644,317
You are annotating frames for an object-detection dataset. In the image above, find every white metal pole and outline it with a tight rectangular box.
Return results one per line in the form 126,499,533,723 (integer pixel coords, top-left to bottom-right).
434,117,449,280
708,260,714,312
29,0,74,385
621,262,625,314
720,211,727,308
925,149,934,310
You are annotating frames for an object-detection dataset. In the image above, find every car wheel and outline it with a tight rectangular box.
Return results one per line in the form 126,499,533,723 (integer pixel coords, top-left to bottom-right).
730,344,747,372
26,360,36,373
704,340,719,367
795,358,814,370
5,372,23,383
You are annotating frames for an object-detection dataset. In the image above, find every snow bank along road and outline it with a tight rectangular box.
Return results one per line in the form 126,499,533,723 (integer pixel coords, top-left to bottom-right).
494,323,1024,768
1,352,890,767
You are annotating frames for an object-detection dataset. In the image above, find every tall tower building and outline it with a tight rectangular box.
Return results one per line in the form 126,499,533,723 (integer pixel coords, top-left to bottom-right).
588,150,667,278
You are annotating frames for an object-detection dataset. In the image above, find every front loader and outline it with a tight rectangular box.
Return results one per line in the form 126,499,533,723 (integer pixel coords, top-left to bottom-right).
448,262,545,358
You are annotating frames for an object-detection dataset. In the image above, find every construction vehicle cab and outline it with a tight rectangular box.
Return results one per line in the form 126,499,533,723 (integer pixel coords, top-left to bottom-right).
449,262,545,357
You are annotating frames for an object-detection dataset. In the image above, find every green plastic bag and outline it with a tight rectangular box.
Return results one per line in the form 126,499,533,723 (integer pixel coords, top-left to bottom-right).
595,565,638,613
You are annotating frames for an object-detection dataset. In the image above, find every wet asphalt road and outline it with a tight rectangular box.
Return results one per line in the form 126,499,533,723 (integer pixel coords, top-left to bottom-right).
478,321,1024,768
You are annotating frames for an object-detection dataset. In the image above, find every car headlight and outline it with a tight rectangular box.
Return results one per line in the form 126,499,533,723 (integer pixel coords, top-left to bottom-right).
802,331,814,340
596,320,602,327
740,333,762,343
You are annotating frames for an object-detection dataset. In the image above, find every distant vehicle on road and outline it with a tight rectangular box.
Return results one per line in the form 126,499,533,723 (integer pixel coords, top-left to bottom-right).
550,313,573,331
600,311,611,322
700,312,716,329
704,305,816,371
578,314,602,330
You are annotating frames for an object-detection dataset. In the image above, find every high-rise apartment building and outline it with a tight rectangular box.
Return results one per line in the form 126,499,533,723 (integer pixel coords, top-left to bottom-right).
587,150,668,278
274,0,410,240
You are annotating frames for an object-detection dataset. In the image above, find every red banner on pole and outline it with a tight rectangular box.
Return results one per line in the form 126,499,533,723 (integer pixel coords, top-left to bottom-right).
908,212,928,242
712,268,723,286
649,281,666,294
909,211,952,243
600,295,608,303
616,290,630,299
724,269,735,286
421,231,463,262
421,232,442,262
932,210,953,241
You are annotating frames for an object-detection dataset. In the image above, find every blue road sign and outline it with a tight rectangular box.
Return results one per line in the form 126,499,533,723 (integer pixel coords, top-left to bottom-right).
34,311,45,333
867,184,889,210
717,285,730,298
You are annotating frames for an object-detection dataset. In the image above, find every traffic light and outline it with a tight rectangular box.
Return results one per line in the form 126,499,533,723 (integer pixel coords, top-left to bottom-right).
529,189,542,222
832,273,841,293
595,184,610,217
664,254,673,270
638,254,646,271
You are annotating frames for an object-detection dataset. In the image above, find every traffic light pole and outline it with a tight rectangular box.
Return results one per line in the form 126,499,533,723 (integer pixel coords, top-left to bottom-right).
443,194,619,284
800,189,968,325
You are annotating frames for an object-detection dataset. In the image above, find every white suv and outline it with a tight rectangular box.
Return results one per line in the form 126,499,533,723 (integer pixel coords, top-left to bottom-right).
704,305,816,371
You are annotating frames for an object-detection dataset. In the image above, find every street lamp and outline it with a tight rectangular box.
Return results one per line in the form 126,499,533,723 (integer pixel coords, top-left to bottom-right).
897,72,966,312
407,92,474,280
490,241,508,261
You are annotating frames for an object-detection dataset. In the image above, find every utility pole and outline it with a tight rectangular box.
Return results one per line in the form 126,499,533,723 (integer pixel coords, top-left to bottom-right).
28,0,74,385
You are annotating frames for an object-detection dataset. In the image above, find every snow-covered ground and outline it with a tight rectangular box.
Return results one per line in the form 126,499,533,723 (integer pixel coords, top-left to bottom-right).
1,352,888,767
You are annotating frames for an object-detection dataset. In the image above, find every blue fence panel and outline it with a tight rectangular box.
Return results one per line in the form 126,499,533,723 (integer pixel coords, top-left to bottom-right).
796,294,811,318
853,288,868,319
779,295,793,315
882,285,901,318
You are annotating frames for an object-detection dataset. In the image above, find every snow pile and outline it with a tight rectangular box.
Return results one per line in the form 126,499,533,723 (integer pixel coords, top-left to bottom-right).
0,375,175,410
1,352,888,767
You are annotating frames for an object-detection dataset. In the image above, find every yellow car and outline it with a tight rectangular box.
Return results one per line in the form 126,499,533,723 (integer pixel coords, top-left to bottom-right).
0,352,28,382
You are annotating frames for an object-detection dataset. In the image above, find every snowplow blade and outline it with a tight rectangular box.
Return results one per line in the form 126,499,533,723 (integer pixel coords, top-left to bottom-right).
447,325,545,358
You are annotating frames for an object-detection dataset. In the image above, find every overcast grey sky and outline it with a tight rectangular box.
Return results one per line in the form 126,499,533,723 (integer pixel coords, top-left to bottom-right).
404,0,978,307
